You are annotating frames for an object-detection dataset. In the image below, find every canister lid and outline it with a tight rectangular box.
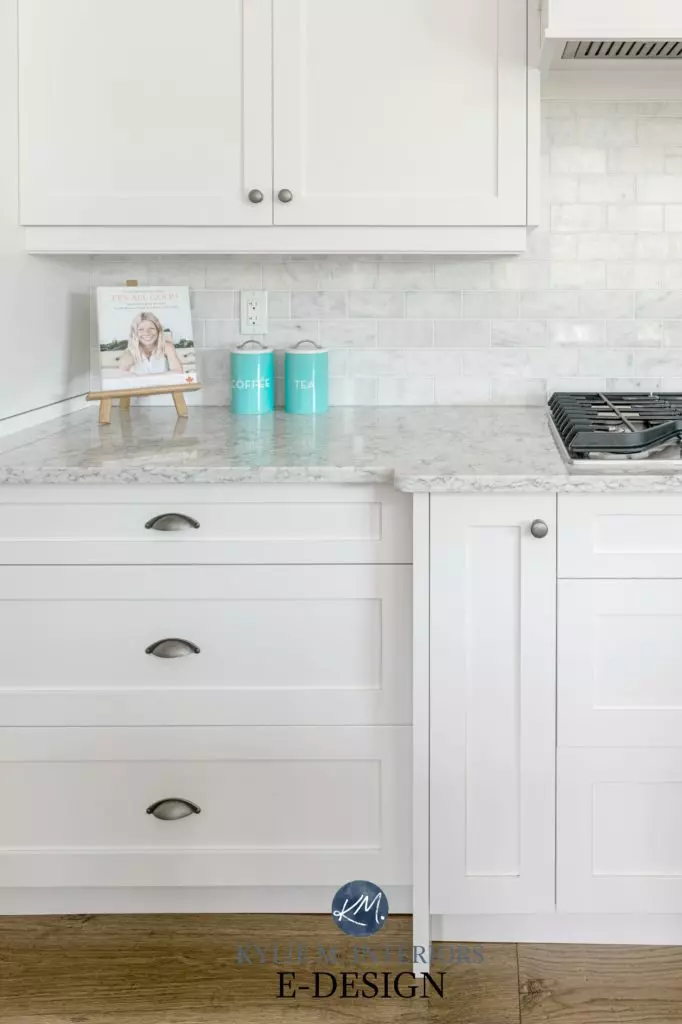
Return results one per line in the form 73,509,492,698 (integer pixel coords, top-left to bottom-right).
231,339,274,355
285,339,328,355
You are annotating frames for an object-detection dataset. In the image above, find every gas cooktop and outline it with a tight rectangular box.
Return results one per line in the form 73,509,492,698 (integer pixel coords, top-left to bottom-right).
548,392,682,465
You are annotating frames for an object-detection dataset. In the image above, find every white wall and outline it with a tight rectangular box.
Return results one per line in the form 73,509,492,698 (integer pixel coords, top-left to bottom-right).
0,0,90,424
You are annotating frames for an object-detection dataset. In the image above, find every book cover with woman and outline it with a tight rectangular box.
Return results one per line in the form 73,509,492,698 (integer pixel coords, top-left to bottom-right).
97,286,198,392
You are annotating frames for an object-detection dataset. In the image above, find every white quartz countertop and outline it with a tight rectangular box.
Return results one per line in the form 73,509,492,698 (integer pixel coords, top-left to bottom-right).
2,405,682,492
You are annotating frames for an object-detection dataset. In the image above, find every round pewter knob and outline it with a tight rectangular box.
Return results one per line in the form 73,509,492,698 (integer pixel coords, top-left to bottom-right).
278,189,293,203
530,519,549,539
248,189,264,204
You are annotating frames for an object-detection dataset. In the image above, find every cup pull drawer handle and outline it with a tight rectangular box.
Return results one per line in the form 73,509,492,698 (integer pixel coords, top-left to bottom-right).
146,638,201,658
145,513,200,531
146,798,201,820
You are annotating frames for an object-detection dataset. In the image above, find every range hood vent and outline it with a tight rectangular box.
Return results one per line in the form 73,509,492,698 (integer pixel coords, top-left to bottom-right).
562,39,682,60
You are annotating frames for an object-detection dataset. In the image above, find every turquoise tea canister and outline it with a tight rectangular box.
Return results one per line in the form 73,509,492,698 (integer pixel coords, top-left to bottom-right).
230,340,274,414
284,340,329,415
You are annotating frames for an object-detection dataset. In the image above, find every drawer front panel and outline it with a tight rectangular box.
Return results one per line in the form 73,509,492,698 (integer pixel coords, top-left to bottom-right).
0,726,411,888
559,494,682,579
0,484,411,564
558,747,682,914
559,580,682,746
0,565,411,726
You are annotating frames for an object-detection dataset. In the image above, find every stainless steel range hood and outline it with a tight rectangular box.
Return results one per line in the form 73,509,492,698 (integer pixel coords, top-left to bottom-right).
562,39,682,61
542,0,682,69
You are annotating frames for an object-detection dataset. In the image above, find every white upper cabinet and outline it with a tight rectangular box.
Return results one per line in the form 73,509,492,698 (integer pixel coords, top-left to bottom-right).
18,0,272,226
17,0,531,252
273,0,527,227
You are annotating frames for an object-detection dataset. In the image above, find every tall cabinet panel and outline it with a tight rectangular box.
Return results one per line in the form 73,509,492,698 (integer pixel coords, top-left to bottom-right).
430,496,556,915
18,0,272,226
272,0,528,227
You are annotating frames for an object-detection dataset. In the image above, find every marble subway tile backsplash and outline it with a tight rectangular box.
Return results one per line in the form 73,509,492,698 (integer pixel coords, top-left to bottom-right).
90,99,682,406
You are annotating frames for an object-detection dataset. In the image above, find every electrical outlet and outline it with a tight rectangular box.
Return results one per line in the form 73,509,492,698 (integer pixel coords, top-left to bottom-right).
240,290,268,335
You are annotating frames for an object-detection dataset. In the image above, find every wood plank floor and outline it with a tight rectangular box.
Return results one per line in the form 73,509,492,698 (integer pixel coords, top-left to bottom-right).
0,915,681,1024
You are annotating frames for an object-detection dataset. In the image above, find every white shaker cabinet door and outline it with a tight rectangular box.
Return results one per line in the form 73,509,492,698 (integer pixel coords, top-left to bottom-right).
430,495,556,914
19,0,272,226
559,580,682,747
272,0,528,227
558,747,682,914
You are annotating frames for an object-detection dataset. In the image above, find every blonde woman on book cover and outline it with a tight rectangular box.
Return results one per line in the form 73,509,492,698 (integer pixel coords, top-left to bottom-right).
119,312,183,375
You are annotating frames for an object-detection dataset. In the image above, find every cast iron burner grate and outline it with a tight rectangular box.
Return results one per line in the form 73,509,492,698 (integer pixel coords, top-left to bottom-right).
548,392,682,457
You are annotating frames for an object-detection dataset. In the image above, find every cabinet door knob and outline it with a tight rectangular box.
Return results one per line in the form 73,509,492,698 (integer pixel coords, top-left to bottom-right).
278,188,294,203
146,798,201,820
145,513,200,532
248,189,264,204
146,638,201,658
530,519,549,539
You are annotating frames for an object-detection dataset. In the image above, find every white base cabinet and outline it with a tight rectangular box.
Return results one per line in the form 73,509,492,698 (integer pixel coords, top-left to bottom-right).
555,494,682,927
0,483,412,908
11,483,682,931
427,490,682,946
0,726,411,890
429,495,556,915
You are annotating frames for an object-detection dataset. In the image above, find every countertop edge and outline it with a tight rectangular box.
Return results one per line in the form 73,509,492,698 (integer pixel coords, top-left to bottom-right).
4,466,682,493
0,466,397,486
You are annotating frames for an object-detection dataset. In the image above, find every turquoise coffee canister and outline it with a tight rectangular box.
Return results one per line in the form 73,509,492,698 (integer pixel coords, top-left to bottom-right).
285,340,329,415
230,340,274,414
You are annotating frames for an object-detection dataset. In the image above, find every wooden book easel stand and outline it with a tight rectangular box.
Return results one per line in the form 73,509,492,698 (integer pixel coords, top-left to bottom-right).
87,281,202,425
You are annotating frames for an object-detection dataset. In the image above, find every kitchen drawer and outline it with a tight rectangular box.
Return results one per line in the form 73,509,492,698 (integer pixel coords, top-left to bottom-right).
558,747,682,914
0,726,411,888
0,564,411,726
559,579,682,747
559,494,682,578
0,484,411,565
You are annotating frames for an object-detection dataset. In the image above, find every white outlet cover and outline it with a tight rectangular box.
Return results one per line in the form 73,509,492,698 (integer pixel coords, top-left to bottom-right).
240,290,268,335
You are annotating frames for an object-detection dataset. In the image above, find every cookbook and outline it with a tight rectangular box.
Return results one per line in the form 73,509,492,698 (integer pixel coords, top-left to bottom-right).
96,286,198,392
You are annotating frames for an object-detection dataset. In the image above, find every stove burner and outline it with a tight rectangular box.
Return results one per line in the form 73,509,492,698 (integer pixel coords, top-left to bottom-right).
549,392,682,457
